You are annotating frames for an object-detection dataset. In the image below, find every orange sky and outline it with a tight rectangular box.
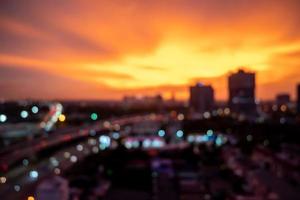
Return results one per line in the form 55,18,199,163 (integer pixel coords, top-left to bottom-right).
0,0,300,101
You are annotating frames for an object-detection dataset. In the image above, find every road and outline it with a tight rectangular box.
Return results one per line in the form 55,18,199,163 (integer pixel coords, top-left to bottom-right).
0,114,172,199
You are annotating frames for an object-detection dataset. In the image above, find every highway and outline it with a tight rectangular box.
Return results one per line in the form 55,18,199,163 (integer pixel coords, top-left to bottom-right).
0,113,168,172
0,114,172,199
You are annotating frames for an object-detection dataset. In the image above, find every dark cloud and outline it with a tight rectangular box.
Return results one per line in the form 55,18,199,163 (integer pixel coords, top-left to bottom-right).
0,18,114,59
0,65,118,100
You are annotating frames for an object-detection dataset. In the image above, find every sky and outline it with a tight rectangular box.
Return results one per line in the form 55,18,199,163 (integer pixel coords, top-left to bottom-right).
0,0,300,101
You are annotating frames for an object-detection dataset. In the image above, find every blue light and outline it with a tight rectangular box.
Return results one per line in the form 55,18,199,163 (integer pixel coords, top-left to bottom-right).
158,130,165,137
22,159,29,166
152,139,163,148
29,170,39,179
143,139,151,148
0,114,7,123
112,132,120,139
195,136,202,143
202,135,209,142
176,130,184,138
99,135,111,149
31,106,39,114
206,129,213,136
20,110,29,119
187,135,195,143
215,137,222,146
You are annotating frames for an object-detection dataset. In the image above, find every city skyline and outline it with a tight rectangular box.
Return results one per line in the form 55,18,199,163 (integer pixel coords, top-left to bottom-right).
1,2,300,200
1,0,300,100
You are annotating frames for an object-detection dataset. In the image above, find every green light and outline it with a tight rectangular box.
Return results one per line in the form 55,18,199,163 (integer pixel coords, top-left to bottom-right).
90,113,98,121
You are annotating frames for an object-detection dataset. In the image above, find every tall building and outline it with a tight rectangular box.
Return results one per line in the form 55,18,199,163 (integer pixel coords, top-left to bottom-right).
189,83,214,113
297,84,300,114
276,93,290,107
228,69,256,114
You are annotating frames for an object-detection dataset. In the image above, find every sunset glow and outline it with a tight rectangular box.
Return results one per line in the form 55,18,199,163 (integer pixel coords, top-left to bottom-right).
1,0,300,100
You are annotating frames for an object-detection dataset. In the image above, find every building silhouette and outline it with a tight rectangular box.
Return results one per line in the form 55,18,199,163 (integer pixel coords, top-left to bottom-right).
228,69,256,114
189,83,214,113
297,84,300,114
276,93,290,107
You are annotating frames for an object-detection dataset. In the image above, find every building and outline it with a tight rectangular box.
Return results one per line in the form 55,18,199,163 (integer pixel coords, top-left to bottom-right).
123,94,163,108
297,84,300,114
228,69,256,114
189,83,214,113
276,93,290,107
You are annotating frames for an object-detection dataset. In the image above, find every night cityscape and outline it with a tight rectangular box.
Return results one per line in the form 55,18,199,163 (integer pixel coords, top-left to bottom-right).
1,1,300,200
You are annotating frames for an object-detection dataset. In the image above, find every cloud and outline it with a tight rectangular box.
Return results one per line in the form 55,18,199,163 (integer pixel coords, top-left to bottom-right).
0,65,121,100
0,0,300,100
136,65,166,71
73,69,135,80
